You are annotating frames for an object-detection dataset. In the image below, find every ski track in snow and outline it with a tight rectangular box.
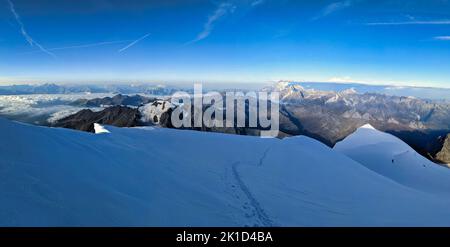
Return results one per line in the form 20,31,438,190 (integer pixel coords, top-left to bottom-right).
252,147,346,218
257,147,271,167
230,162,275,227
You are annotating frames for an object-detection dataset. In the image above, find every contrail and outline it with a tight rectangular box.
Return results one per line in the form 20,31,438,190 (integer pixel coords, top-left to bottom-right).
21,40,133,55
6,0,56,58
366,20,450,26
312,0,353,21
185,2,236,45
118,33,151,53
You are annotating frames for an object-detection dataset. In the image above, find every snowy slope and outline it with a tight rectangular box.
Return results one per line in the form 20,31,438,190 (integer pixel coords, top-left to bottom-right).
1,118,450,226
334,124,450,196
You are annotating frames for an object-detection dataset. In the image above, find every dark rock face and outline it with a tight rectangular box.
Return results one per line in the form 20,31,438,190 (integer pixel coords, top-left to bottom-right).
437,134,450,165
53,106,142,132
72,94,155,107
159,109,173,128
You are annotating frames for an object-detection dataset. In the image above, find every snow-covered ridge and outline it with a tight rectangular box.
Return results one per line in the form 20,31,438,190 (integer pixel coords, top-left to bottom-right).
1,118,450,226
334,124,450,196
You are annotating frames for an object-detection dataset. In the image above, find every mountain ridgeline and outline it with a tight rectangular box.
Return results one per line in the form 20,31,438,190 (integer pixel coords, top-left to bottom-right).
0,83,180,96
53,82,450,165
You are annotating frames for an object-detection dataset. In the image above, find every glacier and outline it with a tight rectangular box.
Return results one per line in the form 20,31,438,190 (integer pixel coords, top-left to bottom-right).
1,118,450,226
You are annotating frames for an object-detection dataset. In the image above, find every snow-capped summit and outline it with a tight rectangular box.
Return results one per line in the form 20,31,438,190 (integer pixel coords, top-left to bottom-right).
334,123,450,196
340,88,357,95
273,81,305,93
359,123,376,130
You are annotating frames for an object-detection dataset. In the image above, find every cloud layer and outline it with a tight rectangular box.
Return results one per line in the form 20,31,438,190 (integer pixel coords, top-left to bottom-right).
0,94,108,125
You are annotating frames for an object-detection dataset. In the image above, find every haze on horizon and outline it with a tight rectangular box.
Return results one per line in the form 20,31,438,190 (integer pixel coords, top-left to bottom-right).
1,0,450,88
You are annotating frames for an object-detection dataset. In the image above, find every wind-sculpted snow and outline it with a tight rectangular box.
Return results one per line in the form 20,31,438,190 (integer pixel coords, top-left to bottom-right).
1,118,450,226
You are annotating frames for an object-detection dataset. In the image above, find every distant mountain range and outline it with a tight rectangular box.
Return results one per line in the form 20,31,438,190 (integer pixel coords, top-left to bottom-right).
0,83,180,96
71,94,157,107
2,82,449,100
300,82,450,101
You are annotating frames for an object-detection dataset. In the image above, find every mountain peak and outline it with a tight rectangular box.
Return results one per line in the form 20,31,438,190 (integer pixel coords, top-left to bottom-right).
359,124,376,130
274,81,304,91
340,88,357,95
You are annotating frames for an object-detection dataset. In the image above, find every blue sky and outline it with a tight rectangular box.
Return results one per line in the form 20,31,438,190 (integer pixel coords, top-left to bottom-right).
1,0,450,87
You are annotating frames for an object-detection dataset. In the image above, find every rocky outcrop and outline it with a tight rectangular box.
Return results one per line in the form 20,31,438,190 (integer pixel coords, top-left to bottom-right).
139,100,175,128
436,134,450,165
53,106,142,132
